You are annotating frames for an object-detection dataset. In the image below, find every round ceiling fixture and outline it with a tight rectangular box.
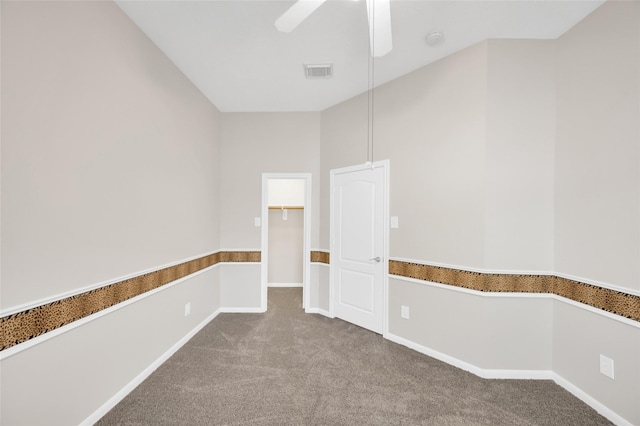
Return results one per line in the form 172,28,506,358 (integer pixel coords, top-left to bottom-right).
425,31,445,47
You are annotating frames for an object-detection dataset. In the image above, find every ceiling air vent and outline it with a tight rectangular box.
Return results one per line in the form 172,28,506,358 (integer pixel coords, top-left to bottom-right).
304,64,333,79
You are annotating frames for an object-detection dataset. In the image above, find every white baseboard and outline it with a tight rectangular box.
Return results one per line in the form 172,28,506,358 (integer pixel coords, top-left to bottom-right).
551,373,633,426
480,369,553,380
218,307,265,313
305,307,332,318
268,283,303,288
385,332,632,426
80,309,221,426
385,332,487,378
79,312,633,426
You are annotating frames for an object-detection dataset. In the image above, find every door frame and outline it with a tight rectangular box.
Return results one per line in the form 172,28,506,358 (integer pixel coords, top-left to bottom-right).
329,160,390,337
261,173,312,311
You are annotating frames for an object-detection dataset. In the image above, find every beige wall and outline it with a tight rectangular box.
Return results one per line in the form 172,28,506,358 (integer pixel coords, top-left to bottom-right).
320,2,639,424
552,2,640,423
2,1,639,425
319,90,368,250
268,209,304,284
389,278,553,370
267,180,306,285
218,112,321,308
1,268,219,426
321,43,488,268
553,301,640,425
219,112,320,249
1,0,221,309
555,0,640,292
485,40,556,272
1,1,222,424
219,264,261,310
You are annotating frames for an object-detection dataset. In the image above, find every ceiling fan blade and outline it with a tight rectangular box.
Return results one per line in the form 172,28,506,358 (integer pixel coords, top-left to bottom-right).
366,0,393,57
275,0,327,33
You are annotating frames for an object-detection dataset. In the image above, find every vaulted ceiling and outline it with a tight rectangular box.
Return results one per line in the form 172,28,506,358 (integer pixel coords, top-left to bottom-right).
115,0,605,112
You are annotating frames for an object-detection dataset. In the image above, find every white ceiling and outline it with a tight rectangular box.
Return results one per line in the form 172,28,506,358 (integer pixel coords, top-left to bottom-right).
115,0,605,112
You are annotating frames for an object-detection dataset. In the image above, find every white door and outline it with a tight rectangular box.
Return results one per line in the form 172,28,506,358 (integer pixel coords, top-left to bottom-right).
331,161,388,334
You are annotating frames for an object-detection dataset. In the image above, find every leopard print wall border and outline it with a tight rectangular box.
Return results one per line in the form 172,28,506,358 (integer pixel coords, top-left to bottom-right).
3,254,637,352
311,251,330,264
0,251,261,352
389,260,640,323
305,255,639,321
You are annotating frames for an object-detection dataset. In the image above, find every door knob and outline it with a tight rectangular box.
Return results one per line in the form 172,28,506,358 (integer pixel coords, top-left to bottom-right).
369,257,381,263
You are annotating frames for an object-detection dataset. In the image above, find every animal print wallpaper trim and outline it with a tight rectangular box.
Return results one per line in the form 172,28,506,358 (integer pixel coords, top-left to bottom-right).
311,250,330,264
389,260,640,323
0,251,261,352
3,253,637,352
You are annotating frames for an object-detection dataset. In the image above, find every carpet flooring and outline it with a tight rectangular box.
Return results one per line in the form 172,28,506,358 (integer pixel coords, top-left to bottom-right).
97,288,611,425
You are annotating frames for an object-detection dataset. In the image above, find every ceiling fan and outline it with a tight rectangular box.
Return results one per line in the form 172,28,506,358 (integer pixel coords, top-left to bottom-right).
275,0,392,57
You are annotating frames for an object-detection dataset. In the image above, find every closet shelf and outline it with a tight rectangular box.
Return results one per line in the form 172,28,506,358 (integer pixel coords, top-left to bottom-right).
268,206,304,210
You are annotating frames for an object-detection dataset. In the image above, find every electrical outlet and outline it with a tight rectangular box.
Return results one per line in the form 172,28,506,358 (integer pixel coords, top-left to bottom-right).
401,305,410,320
185,302,191,317
254,217,261,227
599,354,614,379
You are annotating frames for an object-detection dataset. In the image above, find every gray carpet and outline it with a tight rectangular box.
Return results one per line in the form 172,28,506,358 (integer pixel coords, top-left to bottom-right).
97,288,611,425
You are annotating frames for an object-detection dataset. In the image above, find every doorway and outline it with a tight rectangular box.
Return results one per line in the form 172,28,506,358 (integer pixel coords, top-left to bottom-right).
330,160,389,335
261,173,312,312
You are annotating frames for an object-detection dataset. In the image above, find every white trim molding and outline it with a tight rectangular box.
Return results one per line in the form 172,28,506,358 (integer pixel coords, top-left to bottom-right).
389,256,555,277
385,332,633,426
0,265,221,360
80,309,221,426
389,274,640,329
261,173,312,313
551,373,634,426
0,249,222,318
218,307,265,314
268,282,303,287
305,307,333,318
389,256,640,298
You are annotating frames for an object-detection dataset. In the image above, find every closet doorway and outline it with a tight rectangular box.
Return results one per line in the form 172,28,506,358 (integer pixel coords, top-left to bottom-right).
260,173,312,311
